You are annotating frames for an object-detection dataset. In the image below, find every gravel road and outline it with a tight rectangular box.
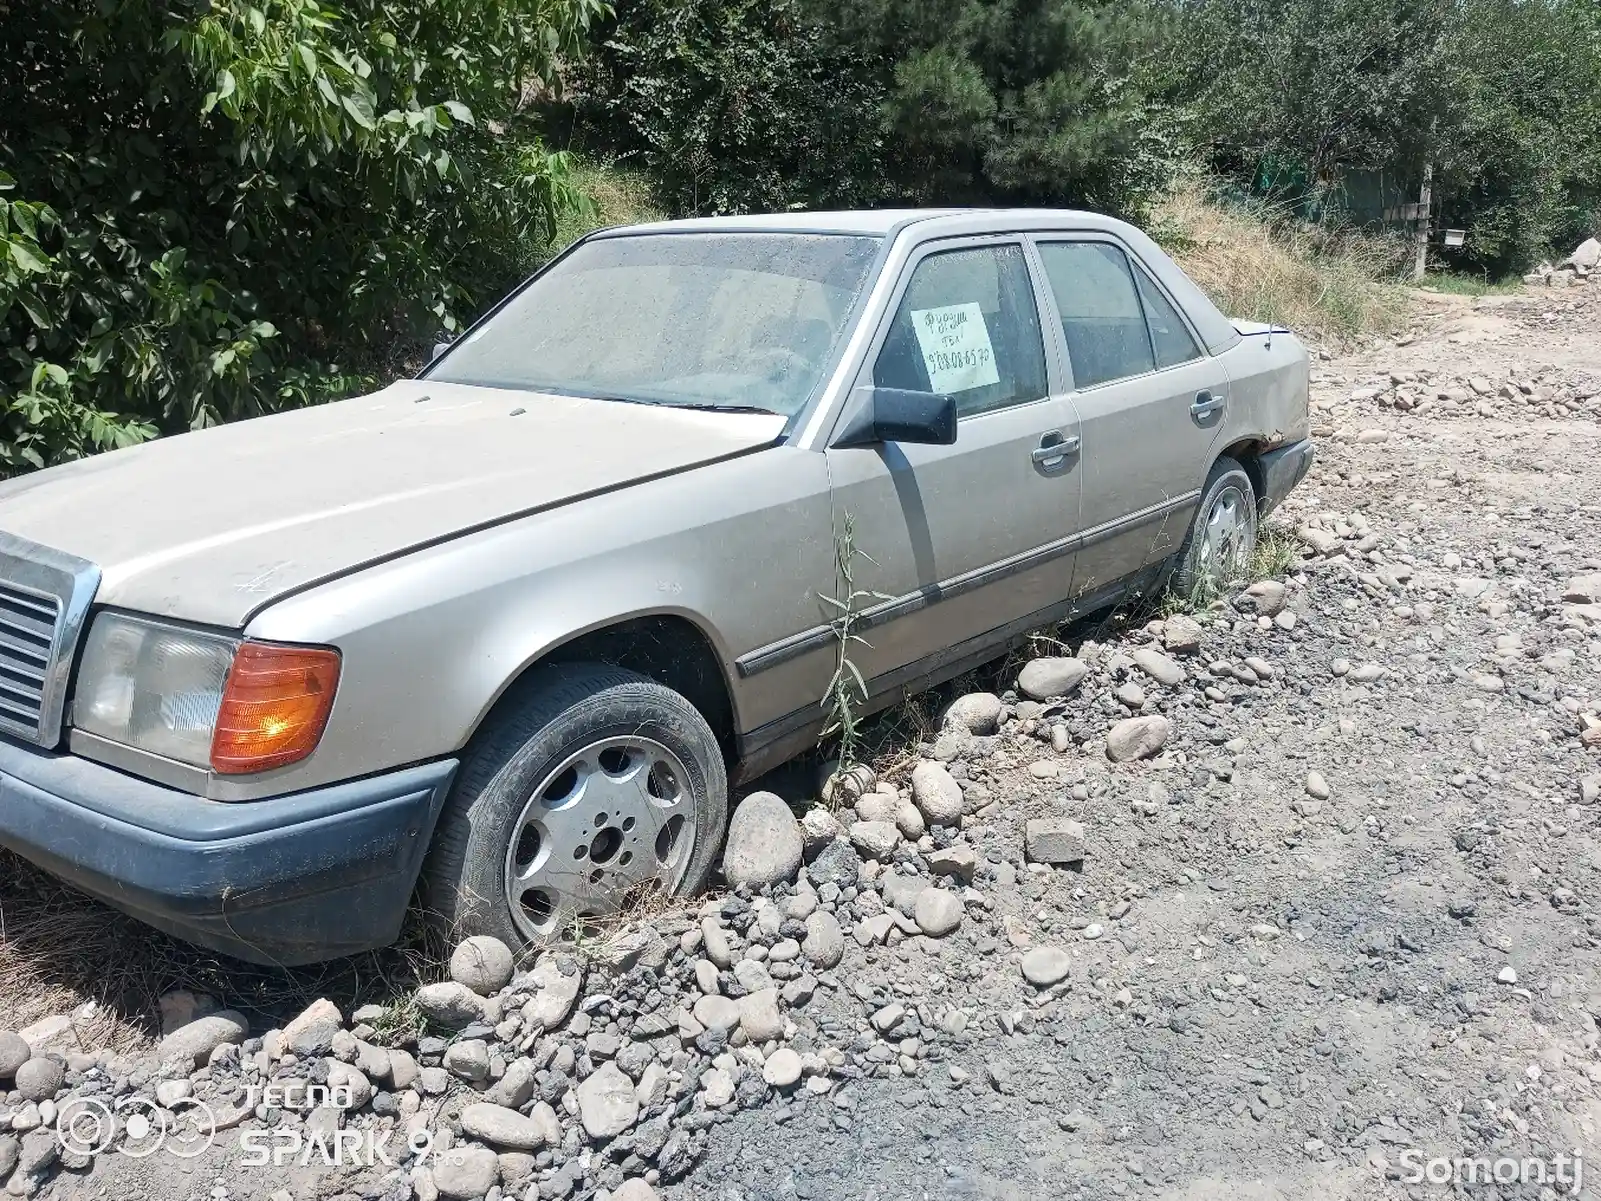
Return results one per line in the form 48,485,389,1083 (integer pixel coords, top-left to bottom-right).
4,276,1598,1201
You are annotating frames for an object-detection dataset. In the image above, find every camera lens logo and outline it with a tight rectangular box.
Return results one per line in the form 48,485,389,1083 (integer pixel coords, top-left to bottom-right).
56,1096,217,1159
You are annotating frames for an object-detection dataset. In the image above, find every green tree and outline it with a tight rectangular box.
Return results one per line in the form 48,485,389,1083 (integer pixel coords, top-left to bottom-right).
575,0,1172,217
835,0,1173,211
0,0,604,475
574,0,892,215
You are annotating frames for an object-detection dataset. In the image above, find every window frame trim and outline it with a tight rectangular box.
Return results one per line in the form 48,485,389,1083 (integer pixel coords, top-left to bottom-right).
1027,232,1213,393
827,233,1067,443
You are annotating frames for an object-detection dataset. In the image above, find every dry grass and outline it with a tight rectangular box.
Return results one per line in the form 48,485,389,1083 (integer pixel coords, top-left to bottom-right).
1151,183,1411,343
546,157,663,257
0,849,441,1053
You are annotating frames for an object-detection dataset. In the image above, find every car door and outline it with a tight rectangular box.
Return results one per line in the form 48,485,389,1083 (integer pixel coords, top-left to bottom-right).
1031,237,1230,603
823,236,1083,695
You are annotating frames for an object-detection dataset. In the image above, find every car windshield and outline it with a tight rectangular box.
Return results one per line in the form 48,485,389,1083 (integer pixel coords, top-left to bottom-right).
428,231,882,417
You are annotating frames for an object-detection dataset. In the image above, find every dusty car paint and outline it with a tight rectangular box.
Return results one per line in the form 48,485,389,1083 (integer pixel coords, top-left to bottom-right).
0,208,1313,961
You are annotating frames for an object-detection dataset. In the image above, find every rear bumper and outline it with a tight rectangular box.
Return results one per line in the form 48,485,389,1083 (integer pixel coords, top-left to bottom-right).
1258,438,1315,516
0,737,456,965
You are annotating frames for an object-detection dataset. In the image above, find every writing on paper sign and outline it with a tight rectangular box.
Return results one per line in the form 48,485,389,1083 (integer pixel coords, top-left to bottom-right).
911,303,999,393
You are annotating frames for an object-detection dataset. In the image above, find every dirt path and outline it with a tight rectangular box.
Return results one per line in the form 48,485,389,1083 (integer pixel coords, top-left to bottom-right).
675,280,1601,1201
5,276,1599,1201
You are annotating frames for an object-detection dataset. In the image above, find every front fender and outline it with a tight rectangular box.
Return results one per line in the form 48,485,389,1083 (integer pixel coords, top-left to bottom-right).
233,448,836,800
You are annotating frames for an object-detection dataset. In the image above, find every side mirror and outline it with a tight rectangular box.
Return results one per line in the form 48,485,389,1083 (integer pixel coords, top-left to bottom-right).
833,387,958,448
430,337,453,363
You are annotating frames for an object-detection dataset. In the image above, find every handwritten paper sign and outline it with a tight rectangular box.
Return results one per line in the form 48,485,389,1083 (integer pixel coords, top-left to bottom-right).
910,303,999,393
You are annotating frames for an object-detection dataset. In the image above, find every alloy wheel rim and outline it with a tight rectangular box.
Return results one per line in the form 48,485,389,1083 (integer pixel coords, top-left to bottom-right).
1197,484,1249,583
503,735,695,942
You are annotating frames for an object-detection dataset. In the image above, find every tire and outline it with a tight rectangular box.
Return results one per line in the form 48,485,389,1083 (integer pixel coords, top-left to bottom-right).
424,663,728,948
1169,456,1258,597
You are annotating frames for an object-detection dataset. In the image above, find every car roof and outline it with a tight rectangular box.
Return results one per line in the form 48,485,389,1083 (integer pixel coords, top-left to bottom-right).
592,208,1132,239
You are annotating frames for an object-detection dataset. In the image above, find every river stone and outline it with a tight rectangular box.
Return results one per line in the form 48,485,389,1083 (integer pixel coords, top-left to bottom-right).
431,1144,500,1200
613,1182,661,1201
1131,647,1184,687
523,954,584,1031
739,988,784,1043
576,1062,639,1139
0,1033,31,1079
443,1039,490,1082
1025,818,1086,864
417,982,484,1029
853,791,899,824
942,692,1003,735
1017,657,1087,700
802,911,845,969
13,1058,63,1102
807,839,861,890
910,761,965,824
848,820,900,860
762,1048,803,1088
1105,715,1171,762
723,791,804,888
914,888,963,937
692,995,741,1031
284,998,342,1056
450,936,515,996
1161,614,1204,654
799,808,842,859
460,1102,549,1150
159,1011,250,1066
1021,947,1073,987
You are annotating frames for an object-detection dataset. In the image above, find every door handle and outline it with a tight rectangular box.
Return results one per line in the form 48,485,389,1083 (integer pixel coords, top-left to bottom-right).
1191,391,1226,418
1032,433,1081,464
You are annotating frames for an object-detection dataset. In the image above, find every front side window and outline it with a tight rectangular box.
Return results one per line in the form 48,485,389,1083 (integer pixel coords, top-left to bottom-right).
429,232,881,417
1037,241,1156,388
871,244,1048,419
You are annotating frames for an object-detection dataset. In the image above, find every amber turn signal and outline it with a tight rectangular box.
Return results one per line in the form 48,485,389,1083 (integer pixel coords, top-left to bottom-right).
210,642,341,774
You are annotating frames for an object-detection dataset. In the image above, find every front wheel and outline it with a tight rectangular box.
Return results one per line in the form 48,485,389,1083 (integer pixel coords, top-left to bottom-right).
1170,456,1258,597
424,664,727,948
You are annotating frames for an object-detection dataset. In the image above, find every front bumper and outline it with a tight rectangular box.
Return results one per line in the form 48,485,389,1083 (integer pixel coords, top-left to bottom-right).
1258,437,1315,517
0,737,457,965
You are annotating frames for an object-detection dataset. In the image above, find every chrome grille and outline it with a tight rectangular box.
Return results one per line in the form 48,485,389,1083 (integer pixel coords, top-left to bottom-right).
0,584,59,739
0,532,100,748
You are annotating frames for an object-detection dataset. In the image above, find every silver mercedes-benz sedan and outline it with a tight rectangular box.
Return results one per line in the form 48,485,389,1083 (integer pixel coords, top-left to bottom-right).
0,209,1312,962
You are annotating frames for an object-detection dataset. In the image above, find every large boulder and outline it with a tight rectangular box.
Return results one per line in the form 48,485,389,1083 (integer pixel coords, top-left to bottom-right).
1561,237,1600,270
722,791,803,888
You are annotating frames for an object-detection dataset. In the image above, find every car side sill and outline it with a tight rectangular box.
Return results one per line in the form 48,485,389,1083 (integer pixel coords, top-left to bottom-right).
732,561,1170,782
733,490,1200,679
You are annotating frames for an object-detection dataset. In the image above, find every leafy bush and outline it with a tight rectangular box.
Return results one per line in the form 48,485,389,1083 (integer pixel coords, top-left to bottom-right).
0,0,604,475
573,0,892,215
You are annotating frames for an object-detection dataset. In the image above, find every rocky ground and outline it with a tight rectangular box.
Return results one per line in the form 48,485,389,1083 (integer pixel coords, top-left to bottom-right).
0,275,1598,1201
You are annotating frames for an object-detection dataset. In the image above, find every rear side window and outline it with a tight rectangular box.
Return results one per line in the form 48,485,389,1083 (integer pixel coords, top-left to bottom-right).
1134,267,1203,368
872,243,1048,418
1036,242,1155,388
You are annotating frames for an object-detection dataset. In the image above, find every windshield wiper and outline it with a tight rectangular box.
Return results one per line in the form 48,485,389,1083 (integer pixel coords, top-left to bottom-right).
671,403,779,415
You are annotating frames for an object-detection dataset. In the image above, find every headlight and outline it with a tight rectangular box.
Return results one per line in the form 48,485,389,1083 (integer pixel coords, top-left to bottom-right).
74,612,341,774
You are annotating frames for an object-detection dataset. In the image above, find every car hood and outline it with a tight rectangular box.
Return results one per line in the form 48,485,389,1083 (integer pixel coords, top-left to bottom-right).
0,380,785,627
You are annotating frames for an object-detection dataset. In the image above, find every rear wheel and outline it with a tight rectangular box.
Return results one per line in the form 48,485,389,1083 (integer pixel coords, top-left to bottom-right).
1170,456,1257,597
425,664,727,947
